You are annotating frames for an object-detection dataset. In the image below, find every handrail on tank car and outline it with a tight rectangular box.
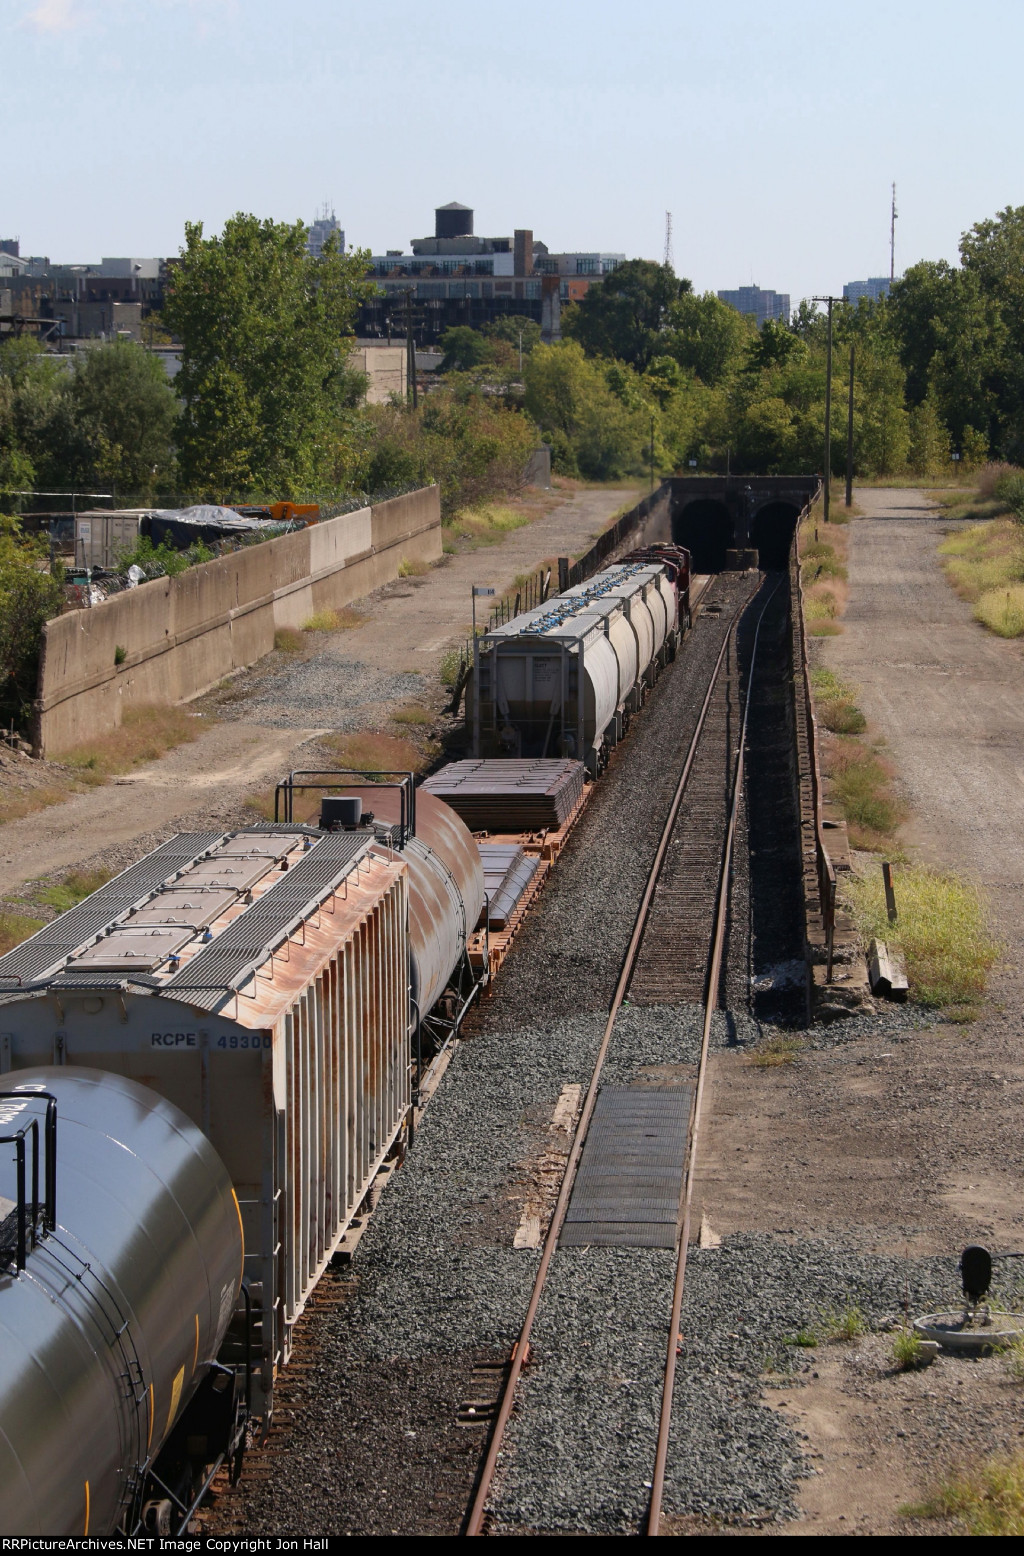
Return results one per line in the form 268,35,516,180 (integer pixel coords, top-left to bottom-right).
0,1090,57,1269
274,769,417,845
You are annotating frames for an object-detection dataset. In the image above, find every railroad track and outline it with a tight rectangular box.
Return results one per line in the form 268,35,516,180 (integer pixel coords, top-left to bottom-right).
465,571,781,1537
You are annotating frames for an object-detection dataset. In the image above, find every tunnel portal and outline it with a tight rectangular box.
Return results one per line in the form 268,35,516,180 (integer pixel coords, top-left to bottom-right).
750,501,801,569
672,499,734,573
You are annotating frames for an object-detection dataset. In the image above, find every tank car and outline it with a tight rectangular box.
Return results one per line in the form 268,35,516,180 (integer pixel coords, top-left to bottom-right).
472,559,684,774
0,1069,243,1537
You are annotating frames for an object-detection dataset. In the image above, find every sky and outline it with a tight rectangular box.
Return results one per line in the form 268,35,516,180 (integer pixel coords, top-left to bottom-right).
5,0,1024,306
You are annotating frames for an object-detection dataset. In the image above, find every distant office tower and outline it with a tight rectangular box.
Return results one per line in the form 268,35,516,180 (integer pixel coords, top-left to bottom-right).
717,285,790,326
308,207,344,257
843,277,894,305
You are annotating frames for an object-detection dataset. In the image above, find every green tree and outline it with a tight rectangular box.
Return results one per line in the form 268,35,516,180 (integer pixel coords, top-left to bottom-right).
439,326,490,373
523,341,649,479
0,519,64,730
69,341,177,493
483,315,541,354
564,260,689,371
165,214,376,497
662,291,750,386
908,396,951,475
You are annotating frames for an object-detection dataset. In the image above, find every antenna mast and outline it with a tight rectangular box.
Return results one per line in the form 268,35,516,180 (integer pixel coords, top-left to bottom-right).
664,211,674,271
890,182,898,283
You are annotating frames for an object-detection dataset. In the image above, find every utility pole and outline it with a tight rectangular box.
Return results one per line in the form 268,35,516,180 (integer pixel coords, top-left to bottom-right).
813,295,844,523
404,291,418,409
840,343,846,507
890,182,898,284
663,211,674,272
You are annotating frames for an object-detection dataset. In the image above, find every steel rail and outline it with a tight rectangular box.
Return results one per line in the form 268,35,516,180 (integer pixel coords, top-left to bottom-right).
464,576,761,1537
646,575,784,1536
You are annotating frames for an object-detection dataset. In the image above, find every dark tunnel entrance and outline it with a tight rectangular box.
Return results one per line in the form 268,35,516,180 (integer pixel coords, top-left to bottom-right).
750,501,801,569
672,499,734,572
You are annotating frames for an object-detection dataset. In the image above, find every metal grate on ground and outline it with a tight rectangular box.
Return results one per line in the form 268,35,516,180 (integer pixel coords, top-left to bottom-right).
559,1085,692,1249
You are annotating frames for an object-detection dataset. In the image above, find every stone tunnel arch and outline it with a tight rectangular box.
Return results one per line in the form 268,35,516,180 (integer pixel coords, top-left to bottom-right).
751,501,801,569
672,499,734,573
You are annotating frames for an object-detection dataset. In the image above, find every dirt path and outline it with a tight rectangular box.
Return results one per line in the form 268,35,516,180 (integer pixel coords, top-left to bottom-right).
0,485,639,898
693,486,1024,1535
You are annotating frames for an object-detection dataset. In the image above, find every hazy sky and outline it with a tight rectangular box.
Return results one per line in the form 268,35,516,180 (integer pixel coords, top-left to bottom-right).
5,0,1024,305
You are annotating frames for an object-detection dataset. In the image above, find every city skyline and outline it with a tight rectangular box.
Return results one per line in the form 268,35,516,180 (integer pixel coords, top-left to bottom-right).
5,0,1024,304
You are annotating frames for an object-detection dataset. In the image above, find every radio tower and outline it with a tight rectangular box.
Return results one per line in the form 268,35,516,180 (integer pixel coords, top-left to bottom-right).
664,211,674,272
890,182,898,283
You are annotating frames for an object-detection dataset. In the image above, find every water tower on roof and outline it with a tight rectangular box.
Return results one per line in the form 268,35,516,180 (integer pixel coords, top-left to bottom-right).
436,202,474,240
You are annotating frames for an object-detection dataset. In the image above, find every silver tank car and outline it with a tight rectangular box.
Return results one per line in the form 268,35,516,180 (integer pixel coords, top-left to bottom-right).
472,562,679,774
0,1068,242,1537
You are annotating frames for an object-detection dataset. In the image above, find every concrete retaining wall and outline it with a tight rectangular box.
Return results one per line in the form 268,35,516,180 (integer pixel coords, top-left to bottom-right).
35,486,441,757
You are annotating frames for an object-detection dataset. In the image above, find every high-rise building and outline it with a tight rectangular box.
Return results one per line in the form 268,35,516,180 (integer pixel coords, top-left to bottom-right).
843,277,893,305
307,207,344,258
717,285,790,326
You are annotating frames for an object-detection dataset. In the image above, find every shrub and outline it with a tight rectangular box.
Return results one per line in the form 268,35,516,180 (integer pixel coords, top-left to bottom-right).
397,557,429,578
439,647,466,687
993,469,1024,520
976,461,1019,500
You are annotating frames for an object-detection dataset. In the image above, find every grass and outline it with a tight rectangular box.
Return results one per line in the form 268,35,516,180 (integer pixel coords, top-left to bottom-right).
302,607,364,633
391,704,432,726
35,867,112,914
785,1304,867,1346
324,730,432,775
274,627,304,653
0,785,71,828
59,704,202,784
937,509,1024,638
825,737,904,845
901,1454,1024,1535
1004,1335,1024,1382
0,910,44,955
449,502,533,548
398,557,430,577
891,1329,927,1370
843,861,998,1009
810,667,867,735
752,1034,805,1067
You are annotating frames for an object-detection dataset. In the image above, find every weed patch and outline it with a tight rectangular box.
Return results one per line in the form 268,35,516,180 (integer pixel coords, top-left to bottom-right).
891,1328,927,1371
843,861,997,1008
0,785,71,828
397,557,429,578
391,704,432,726
824,737,904,844
60,704,201,783
752,1034,805,1067
36,868,112,914
324,730,431,775
975,584,1024,637
274,627,304,653
901,1454,1024,1535
439,647,467,687
302,607,364,633
0,910,44,955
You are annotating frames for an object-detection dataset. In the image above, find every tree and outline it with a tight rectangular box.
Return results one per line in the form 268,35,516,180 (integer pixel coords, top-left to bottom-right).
564,260,690,371
0,519,64,730
439,326,490,374
523,342,650,479
483,315,541,354
164,214,376,497
662,291,750,386
70,341,177,493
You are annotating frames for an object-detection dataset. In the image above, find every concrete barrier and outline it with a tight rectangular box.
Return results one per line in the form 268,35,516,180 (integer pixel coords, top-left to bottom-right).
34,486,441,757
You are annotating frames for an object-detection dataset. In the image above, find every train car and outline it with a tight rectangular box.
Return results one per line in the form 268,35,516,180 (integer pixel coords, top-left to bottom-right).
0,1069,243,1537
0,816,476,1430
472,559,684,775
